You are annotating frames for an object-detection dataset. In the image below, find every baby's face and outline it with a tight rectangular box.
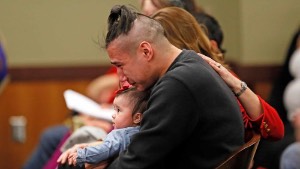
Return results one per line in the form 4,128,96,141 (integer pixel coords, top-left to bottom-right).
112,95,134,129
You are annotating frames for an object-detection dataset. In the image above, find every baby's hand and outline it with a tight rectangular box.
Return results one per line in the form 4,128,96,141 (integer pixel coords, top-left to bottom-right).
68,152,78,166
57,147,77,164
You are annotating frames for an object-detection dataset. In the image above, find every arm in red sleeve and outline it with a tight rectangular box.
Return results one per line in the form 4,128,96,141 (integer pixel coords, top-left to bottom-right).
240,95,284,141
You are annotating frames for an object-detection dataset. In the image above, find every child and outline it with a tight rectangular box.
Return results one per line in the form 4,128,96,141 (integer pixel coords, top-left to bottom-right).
57,86,149,168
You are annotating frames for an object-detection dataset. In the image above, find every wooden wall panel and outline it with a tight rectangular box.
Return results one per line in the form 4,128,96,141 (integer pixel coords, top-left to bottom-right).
0,80,90,169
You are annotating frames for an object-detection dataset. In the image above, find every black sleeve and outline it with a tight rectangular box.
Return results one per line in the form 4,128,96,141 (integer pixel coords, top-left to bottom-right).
57,163,85,169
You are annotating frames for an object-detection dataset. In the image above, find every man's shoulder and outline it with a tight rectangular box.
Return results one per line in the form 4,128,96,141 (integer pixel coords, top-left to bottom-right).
177,49,200,62
166,50,212,81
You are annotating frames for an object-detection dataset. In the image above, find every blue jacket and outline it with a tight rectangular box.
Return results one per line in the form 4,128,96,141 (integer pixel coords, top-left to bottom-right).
76,126,140,166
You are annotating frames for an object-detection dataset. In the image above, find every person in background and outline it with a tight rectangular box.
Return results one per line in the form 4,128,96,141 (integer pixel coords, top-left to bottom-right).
193,12,226,55
86,67,119,106
22,67,118,169
254,27,300,169
139,0,226,66
57,86,149,169
0,31,9,94
139,0,202,16
102,5,244,169
280,30,300,169
283,30,300,142
151,7,284,141
280,142,300,169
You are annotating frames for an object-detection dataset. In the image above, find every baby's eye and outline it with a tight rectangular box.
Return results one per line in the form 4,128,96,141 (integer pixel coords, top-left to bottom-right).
114,107,120,113
113,105,121,114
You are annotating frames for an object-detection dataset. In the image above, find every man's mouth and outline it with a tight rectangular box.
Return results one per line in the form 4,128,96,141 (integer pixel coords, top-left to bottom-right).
121,80,135,87
127,80,135,85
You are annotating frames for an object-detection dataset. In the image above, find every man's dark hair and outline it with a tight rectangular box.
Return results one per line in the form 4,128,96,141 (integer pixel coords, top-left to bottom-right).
105,5,138,48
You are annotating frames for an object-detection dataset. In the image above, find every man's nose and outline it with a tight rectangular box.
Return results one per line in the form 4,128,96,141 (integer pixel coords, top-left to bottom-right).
117,69,128,83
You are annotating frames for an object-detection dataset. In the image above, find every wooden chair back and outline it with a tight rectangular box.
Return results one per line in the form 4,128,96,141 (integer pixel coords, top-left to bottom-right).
215,131,261,169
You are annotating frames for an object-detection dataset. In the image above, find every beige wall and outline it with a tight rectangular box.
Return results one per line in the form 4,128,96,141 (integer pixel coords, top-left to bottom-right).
195,0,241,63
241,0,299,65
0,0,139,67
199,0,300,65
1,0,299,67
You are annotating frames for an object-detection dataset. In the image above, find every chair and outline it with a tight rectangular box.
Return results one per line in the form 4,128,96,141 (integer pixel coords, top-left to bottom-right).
215,131,261,169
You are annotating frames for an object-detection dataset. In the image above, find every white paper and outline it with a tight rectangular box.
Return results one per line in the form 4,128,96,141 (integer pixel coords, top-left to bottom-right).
64,89,114,122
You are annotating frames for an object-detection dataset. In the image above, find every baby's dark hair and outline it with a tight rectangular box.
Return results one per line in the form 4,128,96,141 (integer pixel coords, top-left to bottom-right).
115,87,150,116
105,5,140,48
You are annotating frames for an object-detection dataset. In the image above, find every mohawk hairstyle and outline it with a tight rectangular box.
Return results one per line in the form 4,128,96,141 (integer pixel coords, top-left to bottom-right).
105,5,138,48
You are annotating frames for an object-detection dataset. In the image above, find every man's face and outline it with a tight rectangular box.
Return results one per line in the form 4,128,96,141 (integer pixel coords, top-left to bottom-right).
107,42,153,91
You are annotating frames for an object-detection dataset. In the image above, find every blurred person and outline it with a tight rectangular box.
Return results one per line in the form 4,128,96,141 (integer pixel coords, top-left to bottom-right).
140,0,225,56
86,67,119,106
139,0,202,16
254,27,300,169
280,141,300,169
280,33,300,169
284,78,300,141
269,27,300,124
193,12,226,55
22,67,118,169
0,31,9,94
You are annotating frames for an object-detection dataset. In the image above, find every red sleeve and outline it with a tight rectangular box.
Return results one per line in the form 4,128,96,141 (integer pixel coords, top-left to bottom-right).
240,95,284,141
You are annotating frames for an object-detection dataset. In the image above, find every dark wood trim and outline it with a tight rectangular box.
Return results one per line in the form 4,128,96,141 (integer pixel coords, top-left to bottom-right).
231,64,282,82
8,64,283,83
229,63,282,90
8,65,112,81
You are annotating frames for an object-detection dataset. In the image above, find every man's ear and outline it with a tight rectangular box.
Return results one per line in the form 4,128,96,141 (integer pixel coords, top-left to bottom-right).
133,112,142,124
139,41,153,61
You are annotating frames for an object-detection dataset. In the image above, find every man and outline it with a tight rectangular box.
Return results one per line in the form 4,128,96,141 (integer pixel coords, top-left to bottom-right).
104,5,244,169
